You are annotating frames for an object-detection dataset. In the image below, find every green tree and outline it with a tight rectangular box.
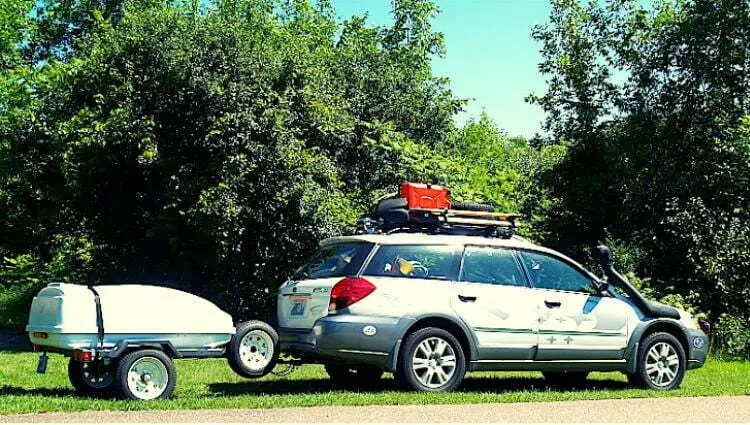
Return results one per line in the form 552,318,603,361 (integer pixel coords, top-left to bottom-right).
530,0,750,323
0,0,463,322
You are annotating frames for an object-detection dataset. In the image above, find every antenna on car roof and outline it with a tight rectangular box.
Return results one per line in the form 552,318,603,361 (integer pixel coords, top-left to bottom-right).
356,182,521,238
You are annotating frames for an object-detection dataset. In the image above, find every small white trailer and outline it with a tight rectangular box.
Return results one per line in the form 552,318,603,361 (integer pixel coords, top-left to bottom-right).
26,283,279,400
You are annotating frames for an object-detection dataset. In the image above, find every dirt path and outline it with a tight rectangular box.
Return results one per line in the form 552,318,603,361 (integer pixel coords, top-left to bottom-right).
2,396,749,423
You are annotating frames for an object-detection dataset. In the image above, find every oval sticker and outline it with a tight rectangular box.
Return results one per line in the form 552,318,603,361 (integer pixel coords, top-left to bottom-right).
362,325,377,336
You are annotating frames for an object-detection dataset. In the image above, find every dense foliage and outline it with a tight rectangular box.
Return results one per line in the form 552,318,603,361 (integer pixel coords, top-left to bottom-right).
530,0,750,356
1,0,748,358
0,0,560,324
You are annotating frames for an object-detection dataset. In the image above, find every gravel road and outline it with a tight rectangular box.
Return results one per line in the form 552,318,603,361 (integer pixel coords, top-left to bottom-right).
2,396,748,423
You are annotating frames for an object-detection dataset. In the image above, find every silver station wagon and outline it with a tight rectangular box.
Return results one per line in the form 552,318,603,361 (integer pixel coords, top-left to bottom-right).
275,195,710,392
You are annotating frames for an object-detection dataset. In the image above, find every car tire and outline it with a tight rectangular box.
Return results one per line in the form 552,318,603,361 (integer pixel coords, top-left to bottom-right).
227,320,280,379
68,358,116,394
542,371,589,386
115,349,176,400
396,327,466,392
630,332,686,390
325,364,384,386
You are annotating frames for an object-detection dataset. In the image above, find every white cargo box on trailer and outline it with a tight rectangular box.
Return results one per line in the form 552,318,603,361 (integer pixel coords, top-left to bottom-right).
26,282,279,401
27,283,235,350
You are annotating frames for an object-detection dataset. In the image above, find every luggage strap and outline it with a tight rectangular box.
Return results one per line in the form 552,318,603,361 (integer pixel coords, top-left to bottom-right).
87,285,105,350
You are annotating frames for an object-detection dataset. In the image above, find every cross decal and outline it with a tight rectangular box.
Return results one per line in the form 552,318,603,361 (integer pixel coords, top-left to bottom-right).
564,335,573,344
556,316,566,323
547,335,557,344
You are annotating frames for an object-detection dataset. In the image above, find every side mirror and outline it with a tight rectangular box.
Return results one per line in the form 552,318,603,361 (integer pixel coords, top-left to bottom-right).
593,279,610,296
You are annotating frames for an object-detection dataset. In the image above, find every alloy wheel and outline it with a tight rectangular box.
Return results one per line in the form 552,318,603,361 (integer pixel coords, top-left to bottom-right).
411,336,457,389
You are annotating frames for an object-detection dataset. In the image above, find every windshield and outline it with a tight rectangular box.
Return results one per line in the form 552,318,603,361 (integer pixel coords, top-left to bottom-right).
291,242,373,280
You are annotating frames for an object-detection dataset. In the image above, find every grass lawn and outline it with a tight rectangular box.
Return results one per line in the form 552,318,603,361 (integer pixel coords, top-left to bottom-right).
0,351,748,415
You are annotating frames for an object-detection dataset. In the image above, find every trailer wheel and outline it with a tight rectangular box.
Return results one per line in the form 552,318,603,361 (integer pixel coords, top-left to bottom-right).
68,358,115,394
115,349,176,400
228,320,279,378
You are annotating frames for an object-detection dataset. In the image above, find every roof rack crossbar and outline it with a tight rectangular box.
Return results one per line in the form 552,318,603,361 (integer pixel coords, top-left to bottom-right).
357,206,521,239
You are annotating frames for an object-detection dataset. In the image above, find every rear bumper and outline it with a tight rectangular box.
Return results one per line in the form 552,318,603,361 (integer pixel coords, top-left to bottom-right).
279,315,412,371
685,328,709,370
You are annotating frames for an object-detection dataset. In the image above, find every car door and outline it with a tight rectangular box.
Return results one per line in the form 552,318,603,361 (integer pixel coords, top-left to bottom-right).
517,250,632,361
450,245,539,360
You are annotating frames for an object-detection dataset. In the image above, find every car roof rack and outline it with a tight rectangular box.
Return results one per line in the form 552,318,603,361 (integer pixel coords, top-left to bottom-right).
357,204,521,239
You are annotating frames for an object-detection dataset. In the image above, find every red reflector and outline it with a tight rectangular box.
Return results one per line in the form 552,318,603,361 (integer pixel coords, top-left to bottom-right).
74,349,93,362
329,277,376,312
33,344,41,352
32,332,48,339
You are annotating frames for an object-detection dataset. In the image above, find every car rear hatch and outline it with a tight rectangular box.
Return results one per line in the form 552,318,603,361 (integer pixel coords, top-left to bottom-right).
277,241,374,330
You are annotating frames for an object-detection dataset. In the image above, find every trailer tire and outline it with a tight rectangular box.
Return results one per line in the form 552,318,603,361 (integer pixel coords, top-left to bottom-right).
228,320,279,378
68,358,115,394
115,349,176,400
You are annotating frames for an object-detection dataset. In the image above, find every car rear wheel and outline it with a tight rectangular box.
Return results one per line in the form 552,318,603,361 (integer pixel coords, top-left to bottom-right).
630,332,686,390
324,364,384,386
68,358,115,394
396,327,466,392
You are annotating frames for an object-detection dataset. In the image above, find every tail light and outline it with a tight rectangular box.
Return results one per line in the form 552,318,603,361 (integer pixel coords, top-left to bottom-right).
73,349,94,362
32,344,41,352
329,277,376,312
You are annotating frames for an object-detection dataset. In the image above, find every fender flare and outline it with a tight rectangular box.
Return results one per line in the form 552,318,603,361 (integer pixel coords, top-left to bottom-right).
388,313,479,372
625,318,689,373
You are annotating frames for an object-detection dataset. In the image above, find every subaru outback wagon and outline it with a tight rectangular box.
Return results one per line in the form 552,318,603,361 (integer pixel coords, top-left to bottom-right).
277,231,709,392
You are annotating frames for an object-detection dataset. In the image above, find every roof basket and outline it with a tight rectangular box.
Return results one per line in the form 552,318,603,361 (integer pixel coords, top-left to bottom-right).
356,196,521,239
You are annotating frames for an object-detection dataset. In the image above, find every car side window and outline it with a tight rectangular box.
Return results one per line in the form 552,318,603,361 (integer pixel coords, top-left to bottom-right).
518,250,596,294
459,246,527,287
363,245,460,280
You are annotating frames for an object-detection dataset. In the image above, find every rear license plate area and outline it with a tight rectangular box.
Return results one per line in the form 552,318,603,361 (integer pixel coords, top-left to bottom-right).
289,295,310,316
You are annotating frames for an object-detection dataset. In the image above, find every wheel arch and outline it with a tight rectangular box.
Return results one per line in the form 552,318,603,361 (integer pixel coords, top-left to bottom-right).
640,320,689,354
627,319,690,372
390,314,477,372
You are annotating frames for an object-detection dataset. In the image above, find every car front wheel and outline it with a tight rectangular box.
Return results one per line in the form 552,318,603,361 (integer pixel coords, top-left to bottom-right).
397,327,466,392
630,332,686,390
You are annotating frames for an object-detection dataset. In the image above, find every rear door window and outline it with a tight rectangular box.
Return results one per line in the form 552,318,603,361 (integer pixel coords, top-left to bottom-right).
292,242,373,280
363,245,460,281
460,246,528,287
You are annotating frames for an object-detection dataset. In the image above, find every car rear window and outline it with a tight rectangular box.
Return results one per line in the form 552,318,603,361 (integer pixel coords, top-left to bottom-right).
363,245,460,280
292,242,373,280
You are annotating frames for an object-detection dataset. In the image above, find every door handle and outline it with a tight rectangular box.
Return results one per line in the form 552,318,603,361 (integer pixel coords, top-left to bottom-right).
458,295,477,303
544,300,562,308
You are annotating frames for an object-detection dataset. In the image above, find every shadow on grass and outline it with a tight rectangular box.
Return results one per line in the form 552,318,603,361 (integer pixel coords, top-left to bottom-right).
0,385,122,400
208,375,631,396
0,385,78,398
